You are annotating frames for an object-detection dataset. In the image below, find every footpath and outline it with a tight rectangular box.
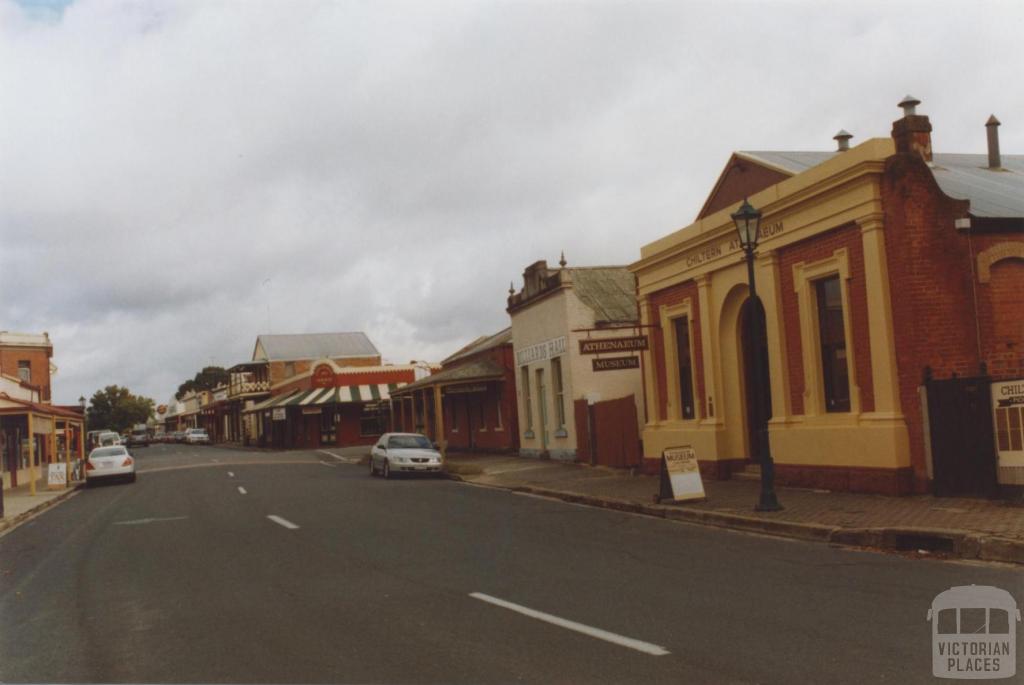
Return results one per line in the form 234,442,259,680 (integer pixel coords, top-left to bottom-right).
444,453,1024,565
0,477,83,535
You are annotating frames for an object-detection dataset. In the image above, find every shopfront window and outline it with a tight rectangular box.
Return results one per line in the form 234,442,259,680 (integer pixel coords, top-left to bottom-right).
673,316,695,420
551,357,566,428
521,366,533,431
478,399,486,430
360,403,386,436
816,276,850,412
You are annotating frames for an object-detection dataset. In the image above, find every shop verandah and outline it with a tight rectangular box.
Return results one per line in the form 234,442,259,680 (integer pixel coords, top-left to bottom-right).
0,394,85,493
390,360,518,454
244,383,404,450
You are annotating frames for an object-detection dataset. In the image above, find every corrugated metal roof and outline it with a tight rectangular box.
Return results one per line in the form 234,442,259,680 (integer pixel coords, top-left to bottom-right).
569,268,638,324
736,151,838,175
394,359,506,394
253,332,379,361
441,327,512,366
930,154,1024,218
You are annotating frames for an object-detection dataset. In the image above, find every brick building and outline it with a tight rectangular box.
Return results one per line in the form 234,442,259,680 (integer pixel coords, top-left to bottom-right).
391,328,519,453
632,98,1024,496
0,331,54,403
241,332,417,449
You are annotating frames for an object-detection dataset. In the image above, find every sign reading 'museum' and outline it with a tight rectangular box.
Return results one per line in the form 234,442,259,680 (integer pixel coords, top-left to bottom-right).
659,446,705,502
516,336,566,366
579,336,648,354
592,356,640,372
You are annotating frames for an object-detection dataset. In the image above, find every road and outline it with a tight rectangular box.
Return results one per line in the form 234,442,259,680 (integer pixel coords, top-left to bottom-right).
1,443,1021,684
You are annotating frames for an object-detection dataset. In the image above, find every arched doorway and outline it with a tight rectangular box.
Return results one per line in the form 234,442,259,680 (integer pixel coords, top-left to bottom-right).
740,296,772,462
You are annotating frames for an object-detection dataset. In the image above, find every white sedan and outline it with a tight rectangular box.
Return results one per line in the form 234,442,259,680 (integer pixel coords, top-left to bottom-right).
369,433,444,479
86,445,136,485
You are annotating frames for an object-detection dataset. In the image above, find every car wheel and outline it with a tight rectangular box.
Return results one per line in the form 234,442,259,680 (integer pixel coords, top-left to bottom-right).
383,460,391,480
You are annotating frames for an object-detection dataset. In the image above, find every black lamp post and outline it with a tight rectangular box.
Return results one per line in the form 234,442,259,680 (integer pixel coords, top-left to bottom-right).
731,199,782,512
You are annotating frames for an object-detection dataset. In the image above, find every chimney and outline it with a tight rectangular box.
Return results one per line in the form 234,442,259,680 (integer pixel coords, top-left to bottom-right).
833,129,853,152
891,94,933,162
986,115,1001,169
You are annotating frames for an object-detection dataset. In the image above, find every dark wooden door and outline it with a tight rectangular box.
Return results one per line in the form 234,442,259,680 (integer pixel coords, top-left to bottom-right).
741,297,771,462
926,376,998,497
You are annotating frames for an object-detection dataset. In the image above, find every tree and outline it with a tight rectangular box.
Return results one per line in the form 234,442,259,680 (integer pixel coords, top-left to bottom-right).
86,386,155,433
175,366,229,400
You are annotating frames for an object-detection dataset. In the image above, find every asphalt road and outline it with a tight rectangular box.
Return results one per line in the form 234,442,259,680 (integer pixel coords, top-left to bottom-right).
1,443,1021,684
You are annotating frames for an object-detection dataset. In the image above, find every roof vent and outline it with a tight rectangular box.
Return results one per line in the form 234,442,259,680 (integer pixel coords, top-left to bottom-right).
833,129,853,152
986,114,1001,169
898,95,921,117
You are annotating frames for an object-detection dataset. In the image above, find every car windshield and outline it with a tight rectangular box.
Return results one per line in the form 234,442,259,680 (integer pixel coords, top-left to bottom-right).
91,447,125,457
388,435,432,450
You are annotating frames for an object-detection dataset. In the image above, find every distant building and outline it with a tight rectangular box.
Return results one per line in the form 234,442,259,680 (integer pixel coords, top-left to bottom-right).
241,332,414,449
391,328,519,453
507,259,646,465
632,98,1024,496
0,331,54,403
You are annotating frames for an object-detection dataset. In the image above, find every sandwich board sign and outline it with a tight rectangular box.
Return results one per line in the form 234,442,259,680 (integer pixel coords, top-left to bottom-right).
47,463,67,490
659,446,706,502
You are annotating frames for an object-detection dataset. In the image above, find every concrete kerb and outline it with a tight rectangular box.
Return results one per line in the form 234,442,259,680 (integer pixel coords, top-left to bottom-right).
0,483,84,536
446,473,1024,564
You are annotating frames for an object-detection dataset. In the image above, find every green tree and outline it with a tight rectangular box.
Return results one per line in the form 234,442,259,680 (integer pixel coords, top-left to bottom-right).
175,366,229,400
86,386,155,433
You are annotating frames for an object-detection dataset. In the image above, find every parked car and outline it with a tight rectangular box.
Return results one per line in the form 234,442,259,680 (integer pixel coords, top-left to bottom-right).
185,428,210,445
369,432,444,479
85,445,136,485
173,431,187,443
128,426,149,447
97,431,122,447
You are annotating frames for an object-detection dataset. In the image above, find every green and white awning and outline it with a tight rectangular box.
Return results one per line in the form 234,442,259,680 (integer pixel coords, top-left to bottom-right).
247,383,405,412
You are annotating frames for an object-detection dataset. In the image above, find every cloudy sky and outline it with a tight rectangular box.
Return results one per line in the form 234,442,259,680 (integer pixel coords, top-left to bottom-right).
2,0,1022,406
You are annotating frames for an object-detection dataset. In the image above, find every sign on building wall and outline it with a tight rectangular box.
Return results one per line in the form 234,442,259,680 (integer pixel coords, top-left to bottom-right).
445,384,488,394
992,379,1024,466
579,336,648,354
659,446,705,502
312,364,335,388
213,389,228,402
516,336,567,366
272,407,286,421
592,356,641,372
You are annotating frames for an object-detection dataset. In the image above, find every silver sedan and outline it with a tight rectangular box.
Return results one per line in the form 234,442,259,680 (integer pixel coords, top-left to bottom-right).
369,433,444,479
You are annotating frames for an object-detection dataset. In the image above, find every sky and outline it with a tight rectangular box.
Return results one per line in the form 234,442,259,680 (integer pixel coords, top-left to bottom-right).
2,0,1023,406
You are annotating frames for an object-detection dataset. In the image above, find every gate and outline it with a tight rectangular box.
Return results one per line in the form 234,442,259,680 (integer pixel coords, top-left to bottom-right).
925,376,998,497
574,395,640,469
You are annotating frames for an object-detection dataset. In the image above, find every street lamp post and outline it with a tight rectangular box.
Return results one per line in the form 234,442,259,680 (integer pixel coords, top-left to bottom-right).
731,199,782,512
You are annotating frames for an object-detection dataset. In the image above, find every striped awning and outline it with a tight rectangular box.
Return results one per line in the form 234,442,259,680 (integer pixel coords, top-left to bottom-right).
247,383,405,412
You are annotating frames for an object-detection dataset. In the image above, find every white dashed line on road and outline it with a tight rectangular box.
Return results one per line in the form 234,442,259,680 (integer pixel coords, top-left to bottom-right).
318,461,337,468
469,592,669,656
317,449,362,464
227,471,235,478
237,486,247,495
267,515,299,530
210,458,219,463
114,516,189,526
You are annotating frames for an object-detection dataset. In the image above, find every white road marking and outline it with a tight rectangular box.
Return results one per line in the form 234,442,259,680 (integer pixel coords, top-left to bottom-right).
227,471,235,478
210,458,219,463
237,486,247,495
317,449,362,464
114,516,188,526
267,515,299,530
469,592,669,656
318,461,337,468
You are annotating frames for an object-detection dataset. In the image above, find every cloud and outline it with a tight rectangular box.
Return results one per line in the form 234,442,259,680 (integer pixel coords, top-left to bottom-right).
1,0,1022,403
